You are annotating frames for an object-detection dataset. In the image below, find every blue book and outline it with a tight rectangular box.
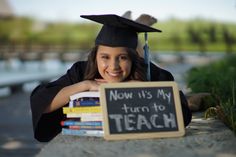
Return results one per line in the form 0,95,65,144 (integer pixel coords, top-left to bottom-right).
62,128,104,137
61,120,102,127
73,100,100,107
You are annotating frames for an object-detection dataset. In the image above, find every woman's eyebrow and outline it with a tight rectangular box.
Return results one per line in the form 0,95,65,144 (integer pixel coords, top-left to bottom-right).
119,53,129,55
98,52,109,55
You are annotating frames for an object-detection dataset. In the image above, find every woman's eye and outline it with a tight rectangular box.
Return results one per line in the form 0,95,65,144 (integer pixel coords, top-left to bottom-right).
101,55,109,59
119,55,128,60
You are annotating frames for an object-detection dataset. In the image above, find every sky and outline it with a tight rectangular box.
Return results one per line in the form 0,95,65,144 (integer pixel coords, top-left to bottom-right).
8,0,236,23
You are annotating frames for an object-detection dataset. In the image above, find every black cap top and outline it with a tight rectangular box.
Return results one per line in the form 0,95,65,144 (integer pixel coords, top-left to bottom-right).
80,14,161,49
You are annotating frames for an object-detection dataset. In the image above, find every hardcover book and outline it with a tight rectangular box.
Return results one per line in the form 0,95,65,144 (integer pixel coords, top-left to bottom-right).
63,106,102,114
70,91,100,101
61,120,102,126
62,128,104,137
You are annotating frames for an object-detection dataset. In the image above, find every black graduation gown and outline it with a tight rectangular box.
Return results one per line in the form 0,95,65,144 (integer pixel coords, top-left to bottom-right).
30,61,192,142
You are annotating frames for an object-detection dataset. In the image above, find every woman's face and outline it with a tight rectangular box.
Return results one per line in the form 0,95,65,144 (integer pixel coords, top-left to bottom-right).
96,45,132,82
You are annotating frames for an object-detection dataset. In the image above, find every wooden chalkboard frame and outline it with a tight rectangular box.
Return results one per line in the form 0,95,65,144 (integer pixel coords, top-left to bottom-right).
99,81,185,140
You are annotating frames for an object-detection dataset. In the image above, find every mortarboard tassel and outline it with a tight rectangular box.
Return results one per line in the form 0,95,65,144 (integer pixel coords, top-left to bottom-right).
143,32,151,81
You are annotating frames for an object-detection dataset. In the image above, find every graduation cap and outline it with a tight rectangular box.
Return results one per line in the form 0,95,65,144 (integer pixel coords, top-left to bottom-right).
80,14,161,48
80,14,162,80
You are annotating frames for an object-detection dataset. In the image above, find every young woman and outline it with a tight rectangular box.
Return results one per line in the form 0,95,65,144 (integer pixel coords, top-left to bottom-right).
30,14,192,142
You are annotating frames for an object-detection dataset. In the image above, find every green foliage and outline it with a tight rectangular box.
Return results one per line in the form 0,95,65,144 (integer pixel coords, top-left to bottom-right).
0,17,236,52
0,17,33,43
220,91,236,134
186,55,236,134
186,55,236,101
202,94,219,110
215,82,236,134
152,18,236,52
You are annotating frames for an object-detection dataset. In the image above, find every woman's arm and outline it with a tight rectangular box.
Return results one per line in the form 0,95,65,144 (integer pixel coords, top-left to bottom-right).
30,61,89,142
45,80,100,113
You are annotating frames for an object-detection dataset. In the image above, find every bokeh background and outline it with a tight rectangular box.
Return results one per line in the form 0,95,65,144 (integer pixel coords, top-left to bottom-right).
1,0,236,53
0,0,236,157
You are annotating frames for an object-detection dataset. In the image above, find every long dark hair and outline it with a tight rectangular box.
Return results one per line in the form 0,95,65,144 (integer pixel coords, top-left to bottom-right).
83,45,147,81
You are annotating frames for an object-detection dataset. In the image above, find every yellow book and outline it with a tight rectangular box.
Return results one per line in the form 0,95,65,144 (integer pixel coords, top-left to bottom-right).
63,106,102,114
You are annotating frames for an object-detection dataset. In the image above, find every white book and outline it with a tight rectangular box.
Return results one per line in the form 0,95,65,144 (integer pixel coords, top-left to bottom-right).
70,91,100,101
66,113,103,120
66,113,103,122
81,113,103,122
66,113,82,118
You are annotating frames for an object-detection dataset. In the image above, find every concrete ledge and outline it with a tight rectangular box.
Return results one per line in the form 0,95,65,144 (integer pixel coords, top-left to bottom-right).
36,115,236,157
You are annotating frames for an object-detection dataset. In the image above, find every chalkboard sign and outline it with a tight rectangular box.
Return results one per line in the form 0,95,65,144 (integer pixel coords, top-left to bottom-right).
99,81,185,140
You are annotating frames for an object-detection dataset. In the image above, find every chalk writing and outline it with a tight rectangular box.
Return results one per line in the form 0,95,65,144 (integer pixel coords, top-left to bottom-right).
121,104,150,113
157,89,171,104
109,113,177,132
151,103,166,112
138,90,152,99
109,90,133,101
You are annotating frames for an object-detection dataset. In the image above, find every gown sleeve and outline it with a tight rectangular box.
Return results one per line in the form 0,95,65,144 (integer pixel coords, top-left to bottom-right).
30,61,86,142
150,62,192,126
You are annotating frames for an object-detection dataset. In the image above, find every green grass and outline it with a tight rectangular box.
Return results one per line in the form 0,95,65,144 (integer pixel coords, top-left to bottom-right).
219,82,236,134
186,55,236,134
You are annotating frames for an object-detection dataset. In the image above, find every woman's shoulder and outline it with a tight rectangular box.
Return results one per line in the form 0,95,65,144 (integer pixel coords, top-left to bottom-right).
150,62,174,81
71,60,87,68
64,61,88,82
68,61,87,73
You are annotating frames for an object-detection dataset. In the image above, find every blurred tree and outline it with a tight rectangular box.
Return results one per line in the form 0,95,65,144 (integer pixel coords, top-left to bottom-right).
0,33,9,43
0,19,11,43
187,25,207,53
170,32,182,52
170,32,184,62
24,32,38,52
222,26,235,54
208,24,217,43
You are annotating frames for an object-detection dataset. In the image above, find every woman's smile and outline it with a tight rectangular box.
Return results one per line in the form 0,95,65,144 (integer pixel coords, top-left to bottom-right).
106,70,122,77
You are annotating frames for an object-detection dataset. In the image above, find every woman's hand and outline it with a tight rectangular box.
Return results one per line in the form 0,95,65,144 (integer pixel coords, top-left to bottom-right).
83,80,99,91
84,79,108,91
126,80,142,82
95,78,107,83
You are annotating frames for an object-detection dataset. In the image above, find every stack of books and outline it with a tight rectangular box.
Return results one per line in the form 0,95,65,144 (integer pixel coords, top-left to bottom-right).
61,91,104,137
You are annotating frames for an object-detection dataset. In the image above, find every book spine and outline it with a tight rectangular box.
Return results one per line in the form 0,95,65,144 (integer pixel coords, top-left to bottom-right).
68,125,103,130
70,91,100,101
61,121,102,126
73,100,100,107
81,113,103,122
69,100,74,107
63,106,101,114
66,113,102,120
66,113,82,118
62,128,104,137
